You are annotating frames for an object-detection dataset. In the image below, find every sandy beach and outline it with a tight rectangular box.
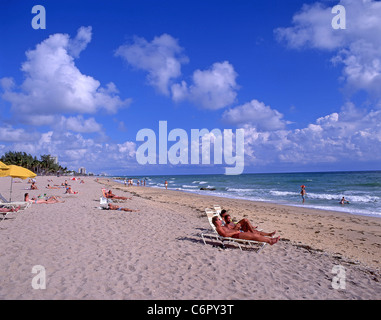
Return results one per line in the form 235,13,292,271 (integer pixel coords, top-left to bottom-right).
0,175,380,300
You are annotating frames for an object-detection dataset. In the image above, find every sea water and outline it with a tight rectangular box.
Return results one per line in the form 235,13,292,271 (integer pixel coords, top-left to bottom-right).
114,171,381,218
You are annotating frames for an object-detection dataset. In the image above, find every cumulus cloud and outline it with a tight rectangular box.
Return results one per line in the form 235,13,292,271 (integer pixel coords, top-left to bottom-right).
68,26,92,58
222,99,288,131
57,115,103,133
7,128,137,173
0,26,130,126
115,34,238,110
171,61,238,110
0,123,39,142
243,102,381,166
275,0,381,99
115,34,188,95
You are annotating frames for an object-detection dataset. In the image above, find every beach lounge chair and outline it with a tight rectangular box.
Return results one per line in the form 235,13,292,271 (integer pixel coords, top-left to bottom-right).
213,205,222,214
101,188,125,203
0,206,23,222
0,193,31,210
200,208,267,253
0,194,29,222
99,196,112,209
1,210,11,222
101,188,109,198
205,207,218,218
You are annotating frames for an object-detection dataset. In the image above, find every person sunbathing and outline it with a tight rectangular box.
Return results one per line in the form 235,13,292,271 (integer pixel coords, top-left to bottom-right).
65,187,78,194
46,184,60,189
24,193,63,204
221,212,276,237
107,203,139,212
0,206,20,213
220,209,258,231
212,216,280,245
105,189,130,200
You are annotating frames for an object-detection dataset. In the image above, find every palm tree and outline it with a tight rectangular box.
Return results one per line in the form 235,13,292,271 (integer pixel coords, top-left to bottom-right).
1,151,69,175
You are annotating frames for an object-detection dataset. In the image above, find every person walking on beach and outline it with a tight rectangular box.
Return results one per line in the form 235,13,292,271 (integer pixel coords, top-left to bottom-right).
165,180,168,190
300,185,306,203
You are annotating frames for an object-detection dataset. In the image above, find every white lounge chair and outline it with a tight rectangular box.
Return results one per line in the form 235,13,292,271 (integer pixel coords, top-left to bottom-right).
99,196,112,209
0,206,21,222
0,193,31,210
101,188,125,203
200,208,267,253
213,205,222,214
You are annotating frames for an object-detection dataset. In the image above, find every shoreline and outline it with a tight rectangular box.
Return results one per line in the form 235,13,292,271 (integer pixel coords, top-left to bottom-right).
102,178,381,270
115,179,376,218
111,175,380,219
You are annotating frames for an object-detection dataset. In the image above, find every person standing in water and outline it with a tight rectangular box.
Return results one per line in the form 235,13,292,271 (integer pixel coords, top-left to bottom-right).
300,185,306,203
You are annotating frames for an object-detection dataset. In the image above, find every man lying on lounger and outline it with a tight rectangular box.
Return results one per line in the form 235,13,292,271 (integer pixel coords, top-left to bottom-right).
212,216,280,245
220,209,259,232
221,211,276,238
107,203,139,212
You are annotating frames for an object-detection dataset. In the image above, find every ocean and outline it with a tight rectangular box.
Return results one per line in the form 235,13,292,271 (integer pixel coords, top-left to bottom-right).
114,171,381,218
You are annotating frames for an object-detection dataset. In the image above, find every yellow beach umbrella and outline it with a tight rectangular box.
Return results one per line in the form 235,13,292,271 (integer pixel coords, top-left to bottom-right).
0,165,36,201
0,165,36,179
0,161,9,170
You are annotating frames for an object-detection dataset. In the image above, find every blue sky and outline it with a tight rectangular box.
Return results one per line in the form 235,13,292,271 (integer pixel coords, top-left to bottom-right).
1,0,381,175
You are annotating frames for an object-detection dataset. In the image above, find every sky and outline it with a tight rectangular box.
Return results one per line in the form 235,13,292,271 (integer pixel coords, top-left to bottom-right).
1,0,381,175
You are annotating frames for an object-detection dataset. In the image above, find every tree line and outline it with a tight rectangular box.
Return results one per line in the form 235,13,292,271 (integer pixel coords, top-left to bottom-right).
0,151,68,175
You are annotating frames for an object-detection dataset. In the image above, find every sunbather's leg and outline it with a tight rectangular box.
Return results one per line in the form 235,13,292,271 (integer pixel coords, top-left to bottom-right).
238,218,257,232
239,218,276,236
235,232,280,245
120,208,135,212
253,230,277,237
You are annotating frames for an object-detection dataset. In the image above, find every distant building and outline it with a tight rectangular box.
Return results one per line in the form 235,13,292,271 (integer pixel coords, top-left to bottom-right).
78,167,86,175
51,156,58,164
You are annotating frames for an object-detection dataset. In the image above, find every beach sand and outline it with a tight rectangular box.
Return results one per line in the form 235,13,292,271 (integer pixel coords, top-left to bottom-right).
0,176,380,300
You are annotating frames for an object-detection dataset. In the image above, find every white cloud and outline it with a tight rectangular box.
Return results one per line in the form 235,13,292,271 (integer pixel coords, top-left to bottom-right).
68,26,92,58
171,61,238,110
275,0,381,99
7,129,137,173
0,123,39,142
115,34,238,110
1,26,130,126
243,102,381,166
222,99,288,131
117,141,136,158
58,116,103,133
115,34,188,95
